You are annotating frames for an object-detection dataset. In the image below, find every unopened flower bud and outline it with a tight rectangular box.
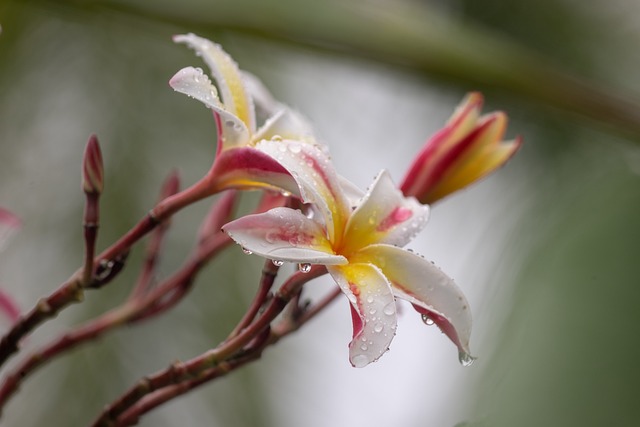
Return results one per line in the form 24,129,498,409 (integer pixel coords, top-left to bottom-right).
400,92,522,204
82,134,104,195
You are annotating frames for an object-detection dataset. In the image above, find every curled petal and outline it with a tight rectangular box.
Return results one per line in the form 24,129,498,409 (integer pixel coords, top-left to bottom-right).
170,66,249,150
328,263,397,368
342,170,429,255
222,207,347,264
173,33,256,132
209,146,300,195
352,244,472,358
256,140,349,243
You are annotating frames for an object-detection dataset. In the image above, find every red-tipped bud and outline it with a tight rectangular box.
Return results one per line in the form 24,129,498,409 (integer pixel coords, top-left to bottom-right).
400,92,522,204
82,134,104,195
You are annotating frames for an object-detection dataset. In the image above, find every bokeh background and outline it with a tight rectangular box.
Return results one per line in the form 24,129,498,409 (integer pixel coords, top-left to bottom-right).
1,0,639,426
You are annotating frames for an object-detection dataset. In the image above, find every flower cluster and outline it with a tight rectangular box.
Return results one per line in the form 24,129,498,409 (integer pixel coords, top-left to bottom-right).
172,34,521,367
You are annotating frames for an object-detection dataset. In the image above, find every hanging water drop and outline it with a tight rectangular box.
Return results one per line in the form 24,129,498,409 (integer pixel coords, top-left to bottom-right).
298,263,311,273
421,314,435,326
272,259,284,267
241,247,253,255
458,351,476,367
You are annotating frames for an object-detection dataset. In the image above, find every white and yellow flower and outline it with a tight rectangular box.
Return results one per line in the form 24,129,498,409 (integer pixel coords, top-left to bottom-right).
170,33,319,196
222,141,472,367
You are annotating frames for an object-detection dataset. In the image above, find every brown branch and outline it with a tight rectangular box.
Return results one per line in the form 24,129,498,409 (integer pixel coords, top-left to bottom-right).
91,266,326,427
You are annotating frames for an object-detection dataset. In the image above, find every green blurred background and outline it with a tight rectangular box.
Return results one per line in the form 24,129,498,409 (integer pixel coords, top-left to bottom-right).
1,0,639,426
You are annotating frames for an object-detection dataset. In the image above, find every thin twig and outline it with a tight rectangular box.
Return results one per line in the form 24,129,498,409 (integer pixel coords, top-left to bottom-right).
111,276,340,426
91,266,326,427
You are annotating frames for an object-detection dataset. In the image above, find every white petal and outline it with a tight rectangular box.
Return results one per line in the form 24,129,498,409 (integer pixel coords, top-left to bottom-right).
173,33,256,132
338,175,365,207
256,139,349,243
355,244,472,356
253,108,316,145
343,170,429,254
328,263,397,367
222,207,347,265
241,71,280,117
170,66,250,149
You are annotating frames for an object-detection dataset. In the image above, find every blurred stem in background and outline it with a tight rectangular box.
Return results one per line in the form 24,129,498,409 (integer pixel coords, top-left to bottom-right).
4,0,640,140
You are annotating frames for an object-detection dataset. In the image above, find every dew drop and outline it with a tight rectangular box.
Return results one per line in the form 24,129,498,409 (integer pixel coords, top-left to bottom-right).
241,247,253,255
298,263,311,273
366,295,374,303
360,344,368,351
352,354,370,368
458,351,476,367
421,314,435,326
272,259,284,267
383,302,395,316
288,144,302,154
373,323,384,333
280,190,292,197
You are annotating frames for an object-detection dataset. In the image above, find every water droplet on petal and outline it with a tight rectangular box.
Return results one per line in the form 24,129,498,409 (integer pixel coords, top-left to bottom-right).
288,143,301,153
352,354,370,368
421,314,435,326
383,302,395,316
373,323,384,333
366,295,374,303
458,351,476,367
272,259,284,267
241,247,253,255
298,263,311,273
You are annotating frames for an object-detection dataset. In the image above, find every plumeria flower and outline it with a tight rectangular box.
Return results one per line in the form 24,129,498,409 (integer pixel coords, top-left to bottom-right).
0,208,21,325
222,141,472,367
170,33,319,196
400,92,522,204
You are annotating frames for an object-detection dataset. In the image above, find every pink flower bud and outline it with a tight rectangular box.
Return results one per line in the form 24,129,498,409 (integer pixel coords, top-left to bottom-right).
82,134,104,195
400,92,522,204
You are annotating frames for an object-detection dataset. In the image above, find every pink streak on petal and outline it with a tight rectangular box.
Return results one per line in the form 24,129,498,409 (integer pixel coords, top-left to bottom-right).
376,206,413,232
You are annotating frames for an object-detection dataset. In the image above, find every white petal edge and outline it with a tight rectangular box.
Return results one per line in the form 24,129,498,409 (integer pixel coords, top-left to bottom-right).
253,108,316,145
355,244,472,356
222,207,347,265
170,66,250,149
345,170,429,249
328,263,397,368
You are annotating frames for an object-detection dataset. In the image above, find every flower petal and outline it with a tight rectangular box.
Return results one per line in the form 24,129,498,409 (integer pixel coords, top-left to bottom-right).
342,170,428,255
170,66,250,150
256,139,349,244
327,263,397,367
208,146,300,195
352,244,472,357
253,108,317,145
173,33,256,133
222,207,347,264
